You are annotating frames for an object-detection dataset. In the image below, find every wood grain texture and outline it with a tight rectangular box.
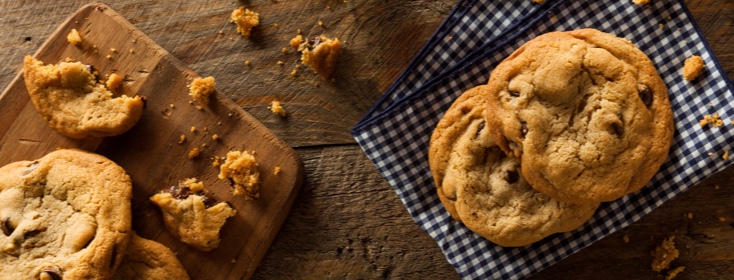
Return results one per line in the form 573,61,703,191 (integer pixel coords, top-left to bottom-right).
0,0,732,279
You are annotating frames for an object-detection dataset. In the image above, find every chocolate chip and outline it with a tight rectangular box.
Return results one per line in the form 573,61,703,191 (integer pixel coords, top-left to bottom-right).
39,268,62,280
638,84,652,107
509,90,520,97
520,122,528,138
22,161,39,176
306,36,322,50
1,218,12,236
109,246,118,268
506,169,519,184
611,121,624,136
476,121,485,137
164,183,220,209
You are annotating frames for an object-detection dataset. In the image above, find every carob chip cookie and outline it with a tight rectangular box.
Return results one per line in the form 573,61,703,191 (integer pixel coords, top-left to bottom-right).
22,56,144,139
486,29,674,204
0,149,133,279
112,232,189,280
429,86,598,247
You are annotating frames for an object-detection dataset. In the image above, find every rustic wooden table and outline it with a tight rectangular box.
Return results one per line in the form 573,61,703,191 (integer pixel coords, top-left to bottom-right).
0,1,732,279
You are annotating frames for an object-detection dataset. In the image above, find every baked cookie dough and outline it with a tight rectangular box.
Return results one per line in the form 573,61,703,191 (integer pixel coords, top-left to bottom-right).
230,6,259,38
0,149,133,279
486,29,674,204
150,178,236,251
298,35,341,80
682,55,704,81
219,151,261,199
22,56,144,139
189,76,215,106
429,86,598,247
112,233,189,280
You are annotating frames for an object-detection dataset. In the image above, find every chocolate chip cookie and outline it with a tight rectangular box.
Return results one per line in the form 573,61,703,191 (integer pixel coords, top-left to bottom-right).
0,149,133,279
22,56,144,139
112,233,189,280
429,86,598,247
149,178,236,251
486,29,674,204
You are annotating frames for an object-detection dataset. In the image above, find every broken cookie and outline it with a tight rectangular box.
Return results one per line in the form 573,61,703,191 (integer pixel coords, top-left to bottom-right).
150,178,236,251
22,56,144,139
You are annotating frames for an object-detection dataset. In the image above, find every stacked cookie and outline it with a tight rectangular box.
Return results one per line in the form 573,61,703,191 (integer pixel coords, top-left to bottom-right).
0,149,189,279
429,29,674,247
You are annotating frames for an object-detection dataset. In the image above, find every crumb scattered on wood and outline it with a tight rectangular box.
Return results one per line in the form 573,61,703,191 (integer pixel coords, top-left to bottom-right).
178,135,186,144
67,29,82,45
188,148,201,159
651,236,679,273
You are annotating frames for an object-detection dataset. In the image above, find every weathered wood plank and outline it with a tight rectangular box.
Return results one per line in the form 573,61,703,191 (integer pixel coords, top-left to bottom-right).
253,145,458,279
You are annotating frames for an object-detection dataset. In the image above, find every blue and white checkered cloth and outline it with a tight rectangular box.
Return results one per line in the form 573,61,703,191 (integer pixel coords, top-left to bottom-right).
351,0,734,279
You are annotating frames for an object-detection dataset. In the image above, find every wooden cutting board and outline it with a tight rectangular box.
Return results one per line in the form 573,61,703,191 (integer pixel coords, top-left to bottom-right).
0,3,304,279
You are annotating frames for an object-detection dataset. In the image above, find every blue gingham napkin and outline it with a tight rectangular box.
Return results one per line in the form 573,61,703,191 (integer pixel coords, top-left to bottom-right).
351,0,734,279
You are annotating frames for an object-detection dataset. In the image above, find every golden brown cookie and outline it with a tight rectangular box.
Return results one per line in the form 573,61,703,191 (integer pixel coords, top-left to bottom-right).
429,86,598,247
150,178,236,251
298,35,341,80
112,233,189,280
0,149,133,279
486,29,674,204
22,56,144,139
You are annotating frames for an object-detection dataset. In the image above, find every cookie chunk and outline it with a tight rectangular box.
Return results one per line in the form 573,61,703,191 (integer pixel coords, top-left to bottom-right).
298,35,341,80
189,76,215,106
682,55,704,81
219,151,261,199
429,86,598,247
22,56,144,139
486,29,674,203
112,233,189,280
0,149,133,279
230,6,259,38
67,29,82,45
150,178,236,251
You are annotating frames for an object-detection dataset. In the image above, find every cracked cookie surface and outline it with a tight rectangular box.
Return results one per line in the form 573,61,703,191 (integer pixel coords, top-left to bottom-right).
112,232,189,280
486,29,674,204
0,149,133,279
23,56,144,139
429,86,598,247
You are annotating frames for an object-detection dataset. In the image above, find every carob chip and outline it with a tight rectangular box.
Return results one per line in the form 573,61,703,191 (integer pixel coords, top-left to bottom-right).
165,183,219,209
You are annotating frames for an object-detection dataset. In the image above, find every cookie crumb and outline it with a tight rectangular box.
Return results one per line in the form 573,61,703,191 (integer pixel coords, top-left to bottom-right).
700,113,723,128
67,29,82,45
106,55,112,60
170,104,175,108
290,34,303,49
719,217,727,222
270,100,287,117
651,236,679,273
212,134,220,141
632,0,650,5
724,150,730,160
244,60,251,66
106,73,122,91
178,134,186,144
533,0,544,3
231,259,237,264
290,69,298,77
686,212,693,219
188,148,201,159
129,49,135,54
230,6,259,38
191,126,196,132
623,234,630,243
282,47,288,53
219,150,261,199
212,156,221,167
298,35,341,80
110,48,117,53
715,184,720,190
277,61,285,65
682,55,704,81
189,76,216,106
274,166,281,175
665,266,685,280
202,143,208,148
